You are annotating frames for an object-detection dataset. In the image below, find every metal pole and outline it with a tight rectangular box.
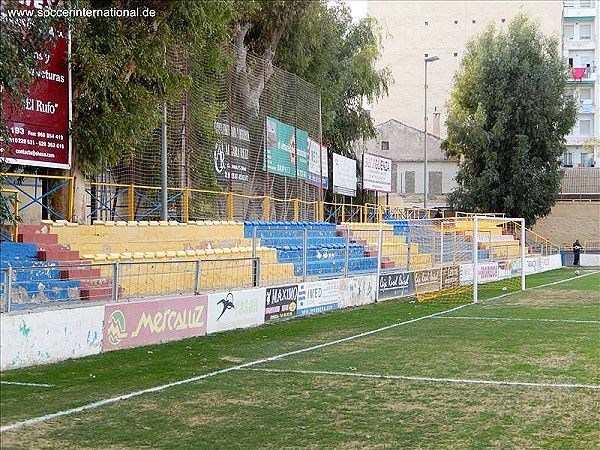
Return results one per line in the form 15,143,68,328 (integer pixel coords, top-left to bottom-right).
424,60,428,212
161,97,168,221
473,216,479,304
423,55,439,214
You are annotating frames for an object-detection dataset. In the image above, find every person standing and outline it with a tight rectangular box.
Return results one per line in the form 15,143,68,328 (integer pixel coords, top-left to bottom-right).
572,239,582,266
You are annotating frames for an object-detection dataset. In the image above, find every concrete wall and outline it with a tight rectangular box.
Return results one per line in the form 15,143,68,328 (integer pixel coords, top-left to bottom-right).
532,202,600,247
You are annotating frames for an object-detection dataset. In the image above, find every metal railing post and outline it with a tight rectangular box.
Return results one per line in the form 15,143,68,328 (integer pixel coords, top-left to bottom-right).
253,257,260,287
252,226,257,258
112,262,120,302
344,226,350,277
7,265,13,313
302,228,308,282
194,260,201,293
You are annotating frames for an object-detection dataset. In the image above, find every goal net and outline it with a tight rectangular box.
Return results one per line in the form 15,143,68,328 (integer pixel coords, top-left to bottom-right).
415,215,525,304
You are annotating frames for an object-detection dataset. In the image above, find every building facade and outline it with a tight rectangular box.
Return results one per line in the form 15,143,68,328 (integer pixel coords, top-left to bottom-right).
367,0,598,176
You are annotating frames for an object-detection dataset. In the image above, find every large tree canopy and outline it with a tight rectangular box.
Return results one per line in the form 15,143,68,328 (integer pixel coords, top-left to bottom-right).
275,0,391,157
442,14,576,225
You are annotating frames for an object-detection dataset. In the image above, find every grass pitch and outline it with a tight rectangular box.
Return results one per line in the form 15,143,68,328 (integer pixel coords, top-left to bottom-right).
1,268,598,449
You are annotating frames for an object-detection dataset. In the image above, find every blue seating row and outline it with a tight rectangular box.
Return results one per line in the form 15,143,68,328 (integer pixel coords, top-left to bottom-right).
1,242,81,305
292,257,378,277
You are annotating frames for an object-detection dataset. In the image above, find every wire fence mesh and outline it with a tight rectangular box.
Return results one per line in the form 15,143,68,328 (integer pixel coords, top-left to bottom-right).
87,46,324,223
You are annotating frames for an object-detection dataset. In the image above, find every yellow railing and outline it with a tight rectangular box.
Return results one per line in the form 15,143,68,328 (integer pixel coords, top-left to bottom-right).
1,172,74,221
1,188,19,241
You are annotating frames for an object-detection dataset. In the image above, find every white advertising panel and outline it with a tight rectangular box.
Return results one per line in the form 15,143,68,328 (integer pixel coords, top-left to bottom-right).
308,137,328,189
333,153,357,197
207,288,266,334
338,275,377,308
297,280,340,316
362,153,392,192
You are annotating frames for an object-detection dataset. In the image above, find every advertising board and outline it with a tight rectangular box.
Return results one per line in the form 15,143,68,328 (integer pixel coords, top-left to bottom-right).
296,280,339,316
103,295,208,351
207,288,266,334
362,153,392,192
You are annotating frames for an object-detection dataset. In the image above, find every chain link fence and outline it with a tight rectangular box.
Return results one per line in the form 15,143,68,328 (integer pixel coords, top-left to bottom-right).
88,46,324,223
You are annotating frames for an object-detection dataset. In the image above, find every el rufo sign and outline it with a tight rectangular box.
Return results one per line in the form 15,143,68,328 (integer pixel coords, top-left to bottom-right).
1,1,71,169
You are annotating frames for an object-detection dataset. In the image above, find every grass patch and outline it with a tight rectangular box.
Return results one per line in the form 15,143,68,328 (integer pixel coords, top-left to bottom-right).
1,268,598,449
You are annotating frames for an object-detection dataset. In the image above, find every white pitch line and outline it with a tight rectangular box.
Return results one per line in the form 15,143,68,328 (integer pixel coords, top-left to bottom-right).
435,316,600,324
0,303,469,433
1,381,55,388
246,367,600,390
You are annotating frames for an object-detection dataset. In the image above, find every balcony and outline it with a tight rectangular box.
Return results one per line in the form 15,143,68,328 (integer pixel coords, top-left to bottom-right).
563,0,597,18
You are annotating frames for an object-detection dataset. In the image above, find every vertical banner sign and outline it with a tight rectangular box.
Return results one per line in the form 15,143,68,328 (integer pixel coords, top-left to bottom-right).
308,137,328,189
213,120,250,183
362,153,392,193
265,116,296,177
333,153,357,197
378,271,415,300
295,128,308,180
264,285,298,321
1,4,70,169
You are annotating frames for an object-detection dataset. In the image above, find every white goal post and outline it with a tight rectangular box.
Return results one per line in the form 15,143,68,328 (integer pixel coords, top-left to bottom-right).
473,215,526,304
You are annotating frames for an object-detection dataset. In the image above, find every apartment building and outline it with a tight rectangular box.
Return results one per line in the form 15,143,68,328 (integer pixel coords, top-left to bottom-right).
563,0,599,167
367,0,598,173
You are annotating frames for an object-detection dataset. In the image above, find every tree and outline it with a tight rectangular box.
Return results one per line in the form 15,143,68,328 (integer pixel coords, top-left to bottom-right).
442,14,576,225
275,0,391,158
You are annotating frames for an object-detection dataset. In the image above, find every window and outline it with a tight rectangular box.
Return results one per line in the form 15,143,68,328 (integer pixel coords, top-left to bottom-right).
579,119,592,135
580,24,592,40
381,141,389,151
581,152,594,167
501,18,506,23
424,21,429,25
424,53,429,58
565,24,575,40
405,171,416,194
454,52,458,57
454,20,458,24
563,152,573,166
472,19,476,24
580,88,592,100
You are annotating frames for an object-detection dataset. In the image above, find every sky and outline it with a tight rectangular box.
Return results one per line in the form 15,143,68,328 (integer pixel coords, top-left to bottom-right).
344,0,368,20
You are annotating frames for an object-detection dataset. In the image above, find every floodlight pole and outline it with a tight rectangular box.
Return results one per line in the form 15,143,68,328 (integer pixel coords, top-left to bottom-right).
424,55,439,214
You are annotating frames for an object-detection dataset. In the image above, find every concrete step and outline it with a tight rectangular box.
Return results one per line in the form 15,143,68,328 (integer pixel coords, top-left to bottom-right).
18,224,52,234
59,267,102,280
38,249,80,262
18,232,58,244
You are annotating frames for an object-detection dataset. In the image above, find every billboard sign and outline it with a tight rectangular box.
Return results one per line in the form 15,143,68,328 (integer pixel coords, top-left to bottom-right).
265,284,298,321
441,266,461,290
296,280,339,316
1,5,70,169
378,271,415,300
333,153,357,197
102,295,208,351
206,289,266,334
362,153,392,192
213,120,250,183
307,137,328,189
265,116,308,179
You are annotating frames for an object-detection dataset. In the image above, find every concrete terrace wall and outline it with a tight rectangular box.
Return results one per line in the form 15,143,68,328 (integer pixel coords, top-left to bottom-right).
532,202,600,247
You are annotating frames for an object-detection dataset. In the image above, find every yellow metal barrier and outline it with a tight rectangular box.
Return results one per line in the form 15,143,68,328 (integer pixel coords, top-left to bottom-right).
1,188,19,241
